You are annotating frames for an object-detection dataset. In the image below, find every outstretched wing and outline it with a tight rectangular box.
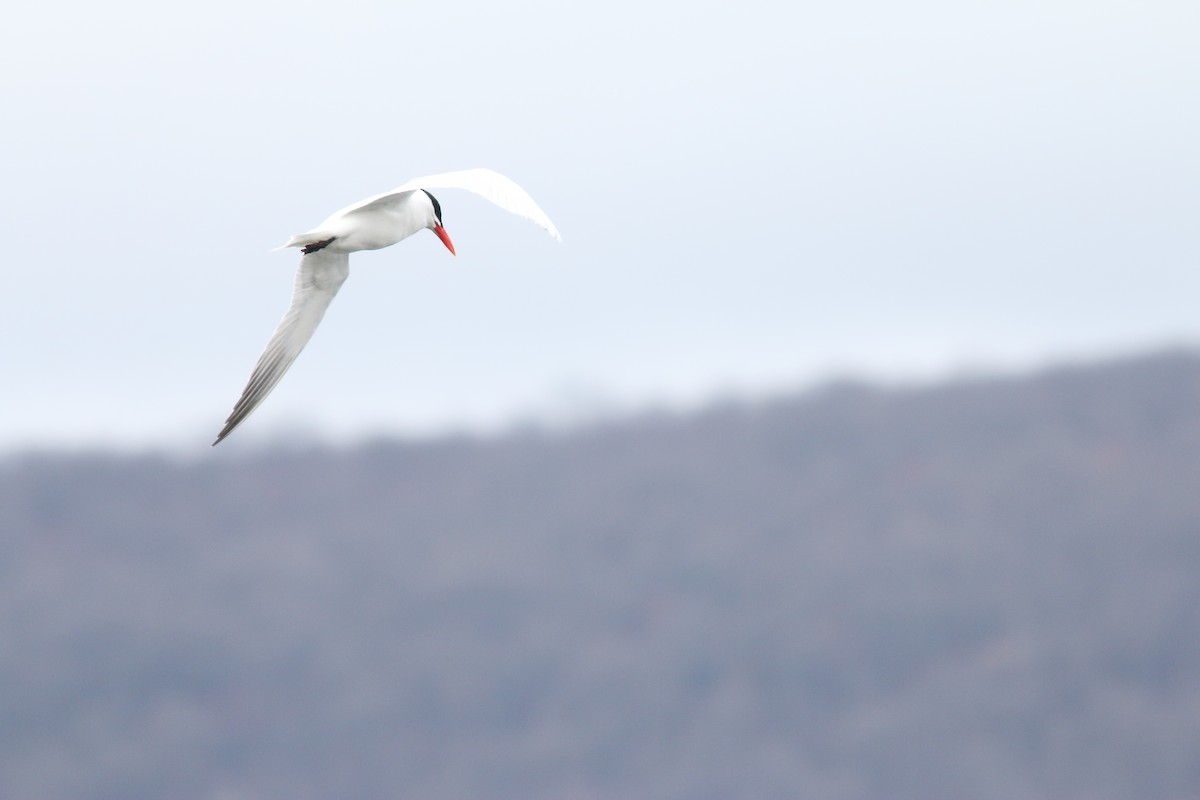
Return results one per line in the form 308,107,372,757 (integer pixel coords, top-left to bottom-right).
213,250,351,445
335,168,561,241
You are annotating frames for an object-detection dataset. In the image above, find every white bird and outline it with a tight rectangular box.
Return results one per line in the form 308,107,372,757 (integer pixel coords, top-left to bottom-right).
213,168,560,445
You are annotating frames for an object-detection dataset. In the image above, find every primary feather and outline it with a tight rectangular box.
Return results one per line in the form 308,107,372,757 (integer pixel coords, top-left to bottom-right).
214,250,349,445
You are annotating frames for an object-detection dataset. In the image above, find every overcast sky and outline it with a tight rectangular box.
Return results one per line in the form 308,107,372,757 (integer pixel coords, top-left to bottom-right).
3,0,1198,450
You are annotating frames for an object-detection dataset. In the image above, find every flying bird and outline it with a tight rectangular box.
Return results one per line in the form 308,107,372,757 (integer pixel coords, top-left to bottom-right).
213,168,560,445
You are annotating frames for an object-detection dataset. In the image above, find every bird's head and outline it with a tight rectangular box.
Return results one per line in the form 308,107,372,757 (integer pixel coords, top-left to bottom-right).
421,189,455,256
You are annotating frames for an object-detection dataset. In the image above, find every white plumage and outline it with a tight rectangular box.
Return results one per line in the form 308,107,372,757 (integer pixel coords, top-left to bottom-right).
214,168,559,445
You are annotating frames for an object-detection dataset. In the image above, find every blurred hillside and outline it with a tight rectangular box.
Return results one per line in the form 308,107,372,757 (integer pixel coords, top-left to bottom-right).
3,349,1200,800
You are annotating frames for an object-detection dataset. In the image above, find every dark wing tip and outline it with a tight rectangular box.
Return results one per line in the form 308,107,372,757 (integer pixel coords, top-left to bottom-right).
212,421,235,446
212,402,254,446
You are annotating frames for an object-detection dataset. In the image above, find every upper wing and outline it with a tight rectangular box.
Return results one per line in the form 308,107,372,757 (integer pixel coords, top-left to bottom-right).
335,168,561,241
213,250,351,445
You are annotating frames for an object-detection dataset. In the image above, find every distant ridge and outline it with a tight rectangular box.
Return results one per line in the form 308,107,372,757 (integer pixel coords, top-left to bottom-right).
3,347,1200,799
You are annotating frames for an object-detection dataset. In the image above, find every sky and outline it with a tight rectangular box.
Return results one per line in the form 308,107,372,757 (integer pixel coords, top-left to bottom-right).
2,0,1198,451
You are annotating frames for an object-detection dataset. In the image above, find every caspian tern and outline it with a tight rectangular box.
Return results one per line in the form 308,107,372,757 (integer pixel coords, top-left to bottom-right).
213,168,560,445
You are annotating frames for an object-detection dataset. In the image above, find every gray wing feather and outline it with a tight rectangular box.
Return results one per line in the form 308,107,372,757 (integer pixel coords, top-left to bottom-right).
213,250,351,445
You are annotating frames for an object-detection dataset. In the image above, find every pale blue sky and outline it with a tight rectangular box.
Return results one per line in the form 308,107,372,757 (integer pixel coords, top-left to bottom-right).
2,0,1198,449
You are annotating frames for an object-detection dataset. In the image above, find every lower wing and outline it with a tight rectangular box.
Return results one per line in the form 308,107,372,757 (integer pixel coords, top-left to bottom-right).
213,250,351,445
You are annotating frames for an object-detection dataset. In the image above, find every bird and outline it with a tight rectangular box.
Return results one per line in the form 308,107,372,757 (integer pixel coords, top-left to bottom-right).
212,168,560,445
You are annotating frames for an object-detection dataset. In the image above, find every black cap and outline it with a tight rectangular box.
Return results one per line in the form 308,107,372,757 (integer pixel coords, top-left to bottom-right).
421,189,443,224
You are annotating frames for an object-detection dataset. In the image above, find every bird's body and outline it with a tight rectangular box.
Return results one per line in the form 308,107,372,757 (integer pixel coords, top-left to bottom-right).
213,168,559,445
285,189,441,253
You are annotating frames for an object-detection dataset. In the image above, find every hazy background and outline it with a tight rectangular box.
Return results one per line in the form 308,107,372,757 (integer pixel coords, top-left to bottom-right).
4,2,1200,799
3,0,1197,450
5,352,1200,799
